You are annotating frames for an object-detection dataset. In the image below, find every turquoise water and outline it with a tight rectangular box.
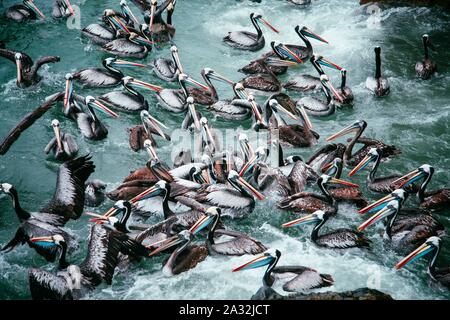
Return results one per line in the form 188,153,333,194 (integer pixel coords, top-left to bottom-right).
0,0,449,299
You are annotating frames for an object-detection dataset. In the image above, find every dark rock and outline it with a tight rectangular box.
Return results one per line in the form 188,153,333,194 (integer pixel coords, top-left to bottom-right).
252,287,394,300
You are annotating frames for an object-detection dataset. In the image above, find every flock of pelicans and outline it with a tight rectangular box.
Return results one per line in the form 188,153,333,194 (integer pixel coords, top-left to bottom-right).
0,0,448,300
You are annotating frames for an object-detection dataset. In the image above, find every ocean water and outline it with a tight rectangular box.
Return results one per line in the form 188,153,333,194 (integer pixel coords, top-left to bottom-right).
0,0,449,300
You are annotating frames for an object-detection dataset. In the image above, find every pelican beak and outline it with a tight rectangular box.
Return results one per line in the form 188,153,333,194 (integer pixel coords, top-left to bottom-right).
129,78,163,92
326,122,360,141
148,235,182,257
85,211,110,224
302,27,328,44
189,214,214,234
257,17,279,33
188,101,201,131
296,105,313,129
133,35,154,47
348,154,373,177
282,213,320,228
64,77,73,110
392,169,423,188
239,154,258,177
185,76,210,92
142,113,169,140
16,58,23,84
395,242,434,270
145,141,159,160
239,135,254,160
108,15,130,34
248,97,265,127
357,204,396,231
111,59,147,68
26,0,46,19
132,185,162,202
149,3,156,30
329,177,359,188
327,80,344,103
30,236,54,243
358,193,399,214
236,176,265,201
316,57,342,71
208,71,234,85
201,121,217,151
89,99,119,118
201,169,211,184
149,161,174,182
265,57,300,67
232,254,274,272
273,101,299,121
52,123,63,152
321,161,334,174
63,0,75,16
121,2,140,26
277,44,303,63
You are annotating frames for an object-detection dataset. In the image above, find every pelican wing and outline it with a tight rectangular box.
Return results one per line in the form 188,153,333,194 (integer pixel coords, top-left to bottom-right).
316,229,371,249
274,267,334,292
28,268,72,300
212,229,267,255
41,155,95,220
0,48,33,68
0,93,63,155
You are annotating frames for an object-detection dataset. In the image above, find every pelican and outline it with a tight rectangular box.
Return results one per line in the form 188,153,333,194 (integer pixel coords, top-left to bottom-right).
151,45,183,82
272,25,328,62
76,96,119,140
239,51,288,76
296,75,344,117
395,237,449,288
348,148,417,194
81,9,123,45
5,0,46,22
44,119,78,161
52,0,75,18
0,156,95,260
98,76,159,113
148,230,208,276
232,249,334,293
358,199,444,254
102,32,152,59
28,224,145,300
190,207,267,256
395,164,450,211
240,62,281,96
223,13,279,51
366,46,390,96
306,143,346,174
188,68,235,106
283,210,371,249
415,34,437,80
144,0,177,43
128,111,170,152
155,73,210,113
72,57,146,88
207,83,253,120
326,120,401,166
278,175,359,216
181,97,202,132
337,69,354,105
0,50,60,88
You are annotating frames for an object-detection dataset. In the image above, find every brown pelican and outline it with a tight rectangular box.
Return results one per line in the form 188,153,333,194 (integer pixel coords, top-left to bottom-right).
76,96,119,140
337,69,354,105
326,120,401,166
52,0,75,18
5,0,46,22
148,230,208,276
190,207,267,255
283,210,371,249
416,35,437,80
207,83,253,120
0,49,60,88
188,68,234,106
155,73,209,113
322,158,368,209
98,76,159,113
128,111,170,152
280,55,342,93
81,9,123,45
151,45,183,82
357,198,443,253
306,143,346,175
0,156,95,260
85,180,106,207
395,237,449,288
144,0,177,43
44,119,78,161
240,62,281,96
272,25,328,62
102,32,152,59
232,249,334,293
296,75,344,117
72,57,146,88
366,47,390,96
223,13,279,51
239,51,288,76
396,164,450,211
278,175,359,216
28,224,146,300
348,148,417,194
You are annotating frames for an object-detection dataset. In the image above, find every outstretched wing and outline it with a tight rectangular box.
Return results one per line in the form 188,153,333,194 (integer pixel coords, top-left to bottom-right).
0,92,64,155
41,155,95,220
28,268,72,300
0,48,33,68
